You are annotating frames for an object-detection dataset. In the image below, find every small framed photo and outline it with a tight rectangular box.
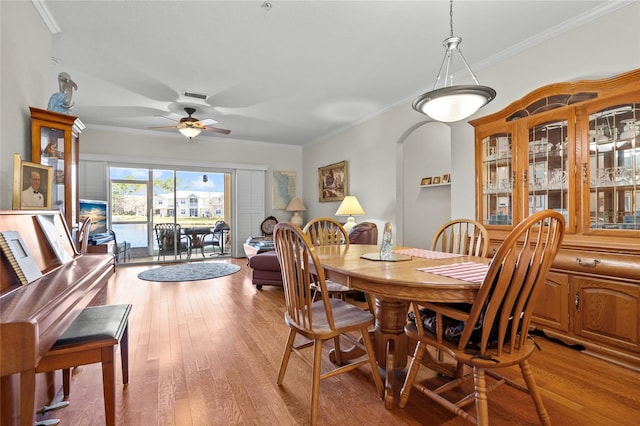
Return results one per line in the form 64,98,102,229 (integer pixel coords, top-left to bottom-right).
318,160,348,202
442,174,450,183
13,154,53,210
420,177,432,186
433,176,441,185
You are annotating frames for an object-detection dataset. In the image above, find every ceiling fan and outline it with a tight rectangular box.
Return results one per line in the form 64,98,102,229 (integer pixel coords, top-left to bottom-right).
149,107,231,139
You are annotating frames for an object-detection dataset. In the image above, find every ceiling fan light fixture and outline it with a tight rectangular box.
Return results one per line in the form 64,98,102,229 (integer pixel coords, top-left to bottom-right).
179,127,202,139
413,1,496,122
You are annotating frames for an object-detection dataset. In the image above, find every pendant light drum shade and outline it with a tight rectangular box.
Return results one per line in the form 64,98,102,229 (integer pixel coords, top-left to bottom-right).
413,85,496,123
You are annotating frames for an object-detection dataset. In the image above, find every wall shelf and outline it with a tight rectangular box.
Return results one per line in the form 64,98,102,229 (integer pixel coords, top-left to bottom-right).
420,183,451,188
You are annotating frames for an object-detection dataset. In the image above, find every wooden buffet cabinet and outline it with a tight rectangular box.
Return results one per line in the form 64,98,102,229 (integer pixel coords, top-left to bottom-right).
470,69,640,371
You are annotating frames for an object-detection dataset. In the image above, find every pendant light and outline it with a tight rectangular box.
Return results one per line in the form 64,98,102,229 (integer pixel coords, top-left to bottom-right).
413,0,496,122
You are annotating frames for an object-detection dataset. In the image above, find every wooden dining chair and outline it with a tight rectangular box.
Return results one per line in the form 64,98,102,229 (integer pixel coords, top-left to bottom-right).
399,210,565,426
302,218,353,301
432,218,490,257
273,222,383,425
303,217,349,247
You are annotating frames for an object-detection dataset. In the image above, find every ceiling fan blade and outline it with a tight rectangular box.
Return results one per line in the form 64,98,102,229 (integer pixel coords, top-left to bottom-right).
203,126,231,135
155,114,180,123
148,125,180,129
197,118,218,126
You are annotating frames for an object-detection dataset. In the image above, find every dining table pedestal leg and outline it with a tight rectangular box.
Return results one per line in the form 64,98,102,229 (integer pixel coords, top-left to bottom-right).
328,296,409,407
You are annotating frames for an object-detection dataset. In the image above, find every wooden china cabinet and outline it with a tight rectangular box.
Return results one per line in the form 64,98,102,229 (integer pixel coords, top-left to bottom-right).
470,69,640,371
30,107,85,230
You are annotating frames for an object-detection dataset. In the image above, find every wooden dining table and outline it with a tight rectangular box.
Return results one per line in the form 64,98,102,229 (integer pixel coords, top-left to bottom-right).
314,244,488,408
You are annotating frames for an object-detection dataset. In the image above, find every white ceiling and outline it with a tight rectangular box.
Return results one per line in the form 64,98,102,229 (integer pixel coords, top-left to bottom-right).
41,0,621,146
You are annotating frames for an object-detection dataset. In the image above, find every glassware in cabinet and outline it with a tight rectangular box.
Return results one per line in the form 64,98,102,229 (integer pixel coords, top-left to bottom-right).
481,132,513,226
527,119,570,224
588,103,640,230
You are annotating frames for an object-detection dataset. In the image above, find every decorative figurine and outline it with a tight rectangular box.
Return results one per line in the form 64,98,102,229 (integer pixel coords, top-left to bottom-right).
379,222,393,260
47,72,77,114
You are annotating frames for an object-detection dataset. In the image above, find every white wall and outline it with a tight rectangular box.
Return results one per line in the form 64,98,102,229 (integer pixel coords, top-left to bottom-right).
0,1,52,210
302,102,420,239
402,122,451,249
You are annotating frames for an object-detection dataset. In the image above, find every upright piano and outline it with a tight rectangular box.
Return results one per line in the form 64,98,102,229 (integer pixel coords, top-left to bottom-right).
0,210,114,425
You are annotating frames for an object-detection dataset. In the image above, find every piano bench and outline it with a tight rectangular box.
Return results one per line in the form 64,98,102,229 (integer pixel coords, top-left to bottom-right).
36,304,132,426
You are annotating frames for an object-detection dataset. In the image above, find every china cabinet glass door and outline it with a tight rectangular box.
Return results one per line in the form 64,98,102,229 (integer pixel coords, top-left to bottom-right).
588,103,640,230
30,107,82,229
38,126,70,215
480,132,513,226
526,119,570,225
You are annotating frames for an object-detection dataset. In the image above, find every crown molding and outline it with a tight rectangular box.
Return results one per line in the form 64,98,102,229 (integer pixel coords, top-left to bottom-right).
32,0,61,34
472,1,635,73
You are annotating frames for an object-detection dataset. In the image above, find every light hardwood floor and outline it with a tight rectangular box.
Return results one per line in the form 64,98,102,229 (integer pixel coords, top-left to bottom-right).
37,259,639,425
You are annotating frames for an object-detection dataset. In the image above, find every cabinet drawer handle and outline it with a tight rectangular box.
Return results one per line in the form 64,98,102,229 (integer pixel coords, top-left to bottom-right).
576,257,600,267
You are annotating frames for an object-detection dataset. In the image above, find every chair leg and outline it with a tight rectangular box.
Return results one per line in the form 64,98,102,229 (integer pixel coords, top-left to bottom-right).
473,367,489,426
121,324,129,385
277,329,296,385
365,293,375,314
333,336,343,365
62,368,71,397
310,338,323,426
361,326,384,398
101,345,116,426
520,360,551,426
399,340,427,408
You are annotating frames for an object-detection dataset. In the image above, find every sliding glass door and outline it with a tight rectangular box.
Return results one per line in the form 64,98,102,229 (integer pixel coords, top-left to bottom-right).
109,166,230,264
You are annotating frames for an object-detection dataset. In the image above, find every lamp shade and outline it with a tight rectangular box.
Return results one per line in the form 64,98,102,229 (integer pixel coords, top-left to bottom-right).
285,197,306,212
335,196,365,232
286,196,306,227
335,196,365,216
179,127,202,139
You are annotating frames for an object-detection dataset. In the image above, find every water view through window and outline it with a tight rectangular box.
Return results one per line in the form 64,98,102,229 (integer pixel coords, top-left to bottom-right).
109,166,230,263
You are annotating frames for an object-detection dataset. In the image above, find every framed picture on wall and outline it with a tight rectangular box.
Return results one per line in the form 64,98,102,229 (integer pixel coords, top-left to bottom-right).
272,170,296,210
318,160,348,202
442,174,450,183
420,177,432,186
433,176,441,185
13,154,53,210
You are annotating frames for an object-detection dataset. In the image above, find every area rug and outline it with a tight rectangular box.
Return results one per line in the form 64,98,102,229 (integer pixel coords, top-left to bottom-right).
137,262,240,282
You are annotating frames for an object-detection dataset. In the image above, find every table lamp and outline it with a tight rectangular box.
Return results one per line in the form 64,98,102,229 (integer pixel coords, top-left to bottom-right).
335,195,365,232
286,196,306,227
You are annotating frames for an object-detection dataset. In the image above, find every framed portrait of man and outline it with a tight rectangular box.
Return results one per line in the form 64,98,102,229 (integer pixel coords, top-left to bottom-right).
13,154,53,210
